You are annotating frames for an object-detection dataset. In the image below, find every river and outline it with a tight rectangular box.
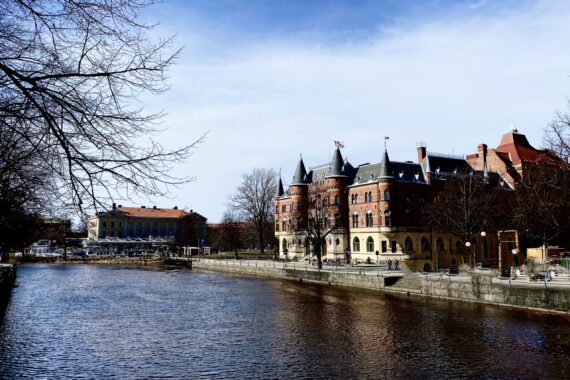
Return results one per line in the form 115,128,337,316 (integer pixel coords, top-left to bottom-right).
0,264,569,379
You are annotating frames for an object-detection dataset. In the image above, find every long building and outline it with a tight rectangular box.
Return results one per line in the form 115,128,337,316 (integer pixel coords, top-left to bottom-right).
88,204,207,246
274,129,559,271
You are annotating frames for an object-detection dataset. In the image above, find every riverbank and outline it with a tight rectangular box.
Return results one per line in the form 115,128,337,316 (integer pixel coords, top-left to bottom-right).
0,264,17,293
192,259,570,314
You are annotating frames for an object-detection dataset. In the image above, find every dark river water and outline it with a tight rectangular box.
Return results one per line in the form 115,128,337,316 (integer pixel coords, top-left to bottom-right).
1,264,569,379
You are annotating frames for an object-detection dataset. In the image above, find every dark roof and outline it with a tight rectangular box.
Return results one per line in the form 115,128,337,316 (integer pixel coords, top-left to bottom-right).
291,158,309,185
351,161,425,186
421,154,469,178
326,148,347,178
379,150,392,179
276,177,284,197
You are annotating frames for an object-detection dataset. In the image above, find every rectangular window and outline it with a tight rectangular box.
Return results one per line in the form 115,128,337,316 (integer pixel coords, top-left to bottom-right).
382,241,387,253
391,241,397,253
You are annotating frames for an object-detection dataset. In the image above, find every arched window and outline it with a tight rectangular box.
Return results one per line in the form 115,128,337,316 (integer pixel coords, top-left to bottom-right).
353,237,360,252
366,211,373,227
351,194,355,204
404,208,411,225
366,236,374,252
352,213,359,228
436,238,444,251
335,195,340,205
364,193,368,202
282,239,288,251
368,192,373,202
335,238,340,246
282,220,287,231
384,189,390,201
354,194,359,204
405,237,413,252
384,210,391,226
421,237,430,252
455,241,464,255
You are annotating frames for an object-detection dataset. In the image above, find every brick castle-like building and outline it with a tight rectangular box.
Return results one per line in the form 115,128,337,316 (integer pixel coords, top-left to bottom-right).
274,129,560,271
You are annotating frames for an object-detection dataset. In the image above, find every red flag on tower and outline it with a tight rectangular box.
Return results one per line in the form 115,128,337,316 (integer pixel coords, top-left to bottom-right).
332,140,345,149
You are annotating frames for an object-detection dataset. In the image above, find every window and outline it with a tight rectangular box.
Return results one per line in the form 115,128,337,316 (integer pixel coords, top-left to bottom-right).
436,238,444,251
455,241,464,255
364,192,372,202
282,205,286,212
384,190,390,201
384,210,391,226
282,239,288,251
405,237,413,252
335,213,341,226
421,237,430,252
335,195,340,205
282,221,287,232
404,209,411,225
353,237,360,252
352,213,359,228
366,237,374,252
354,194,358,204
110,221,115,228
366,211,373,227
382,241,387,253
275,222,280,232
391,240,397,253
335,238,340,246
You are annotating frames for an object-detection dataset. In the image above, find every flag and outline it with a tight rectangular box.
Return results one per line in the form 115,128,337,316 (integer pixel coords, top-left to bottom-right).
332,140,344,149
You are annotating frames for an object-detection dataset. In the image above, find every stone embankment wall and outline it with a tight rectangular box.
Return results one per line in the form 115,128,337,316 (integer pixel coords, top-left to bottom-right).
193,261,391,291
420,273,570,313
193,260,570,313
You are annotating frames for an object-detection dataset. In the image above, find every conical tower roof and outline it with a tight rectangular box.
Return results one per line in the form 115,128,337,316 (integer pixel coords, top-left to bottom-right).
326,148,348,178
379,149,393,180
291,157,308,185
275,176,284,197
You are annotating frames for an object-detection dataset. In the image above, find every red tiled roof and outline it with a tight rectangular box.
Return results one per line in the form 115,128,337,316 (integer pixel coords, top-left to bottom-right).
116,206,189,219
496,131,558,164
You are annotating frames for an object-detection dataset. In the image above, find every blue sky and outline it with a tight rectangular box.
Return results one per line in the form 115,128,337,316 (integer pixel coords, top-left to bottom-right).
134,0,570,222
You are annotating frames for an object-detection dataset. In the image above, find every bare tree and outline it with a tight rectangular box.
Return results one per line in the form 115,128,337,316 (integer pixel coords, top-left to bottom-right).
220,209,244,259
291,181,341,270
511,163,570,257
229,168,277,254
0,0,203,214
545,108,570,161
425,171,500,266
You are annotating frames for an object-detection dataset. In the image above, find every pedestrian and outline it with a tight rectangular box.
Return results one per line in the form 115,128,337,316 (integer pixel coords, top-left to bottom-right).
388,259,392,270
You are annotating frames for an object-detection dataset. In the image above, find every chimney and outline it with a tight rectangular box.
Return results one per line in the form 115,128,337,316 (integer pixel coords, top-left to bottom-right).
118,205,122,208
153,206,157,209
141,206,146,208
112,203,116,210
417,142,427,163
173,206,178,210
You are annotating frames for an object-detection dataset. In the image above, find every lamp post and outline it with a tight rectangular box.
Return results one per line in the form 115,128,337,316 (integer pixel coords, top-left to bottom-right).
479,231,486,268
465,241,472,267
511,248,518,279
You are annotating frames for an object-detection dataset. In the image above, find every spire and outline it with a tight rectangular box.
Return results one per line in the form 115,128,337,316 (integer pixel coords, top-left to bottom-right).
291,156,308,185
276,175,284,197
379,149,393,180
326,148,347,178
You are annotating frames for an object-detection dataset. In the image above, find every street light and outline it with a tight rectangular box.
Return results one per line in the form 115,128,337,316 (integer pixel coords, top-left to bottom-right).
465,241,472,267
479,231,486,268
511,248,518,279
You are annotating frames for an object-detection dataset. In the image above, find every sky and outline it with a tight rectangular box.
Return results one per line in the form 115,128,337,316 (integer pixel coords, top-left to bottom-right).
134,0,570,222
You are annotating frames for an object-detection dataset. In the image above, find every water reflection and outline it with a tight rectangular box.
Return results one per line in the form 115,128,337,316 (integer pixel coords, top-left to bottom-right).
0,264,569,379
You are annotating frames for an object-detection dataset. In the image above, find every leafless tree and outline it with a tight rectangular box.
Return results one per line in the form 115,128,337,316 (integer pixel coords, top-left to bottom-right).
291,181,341,270
511,163,570,255
545,108,570,161
0,0,203,215
229,168,277,254
425,170,500,266
220,209,244,259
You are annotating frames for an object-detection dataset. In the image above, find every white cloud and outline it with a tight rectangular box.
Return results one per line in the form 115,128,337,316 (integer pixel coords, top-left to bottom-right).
141,1,570,222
